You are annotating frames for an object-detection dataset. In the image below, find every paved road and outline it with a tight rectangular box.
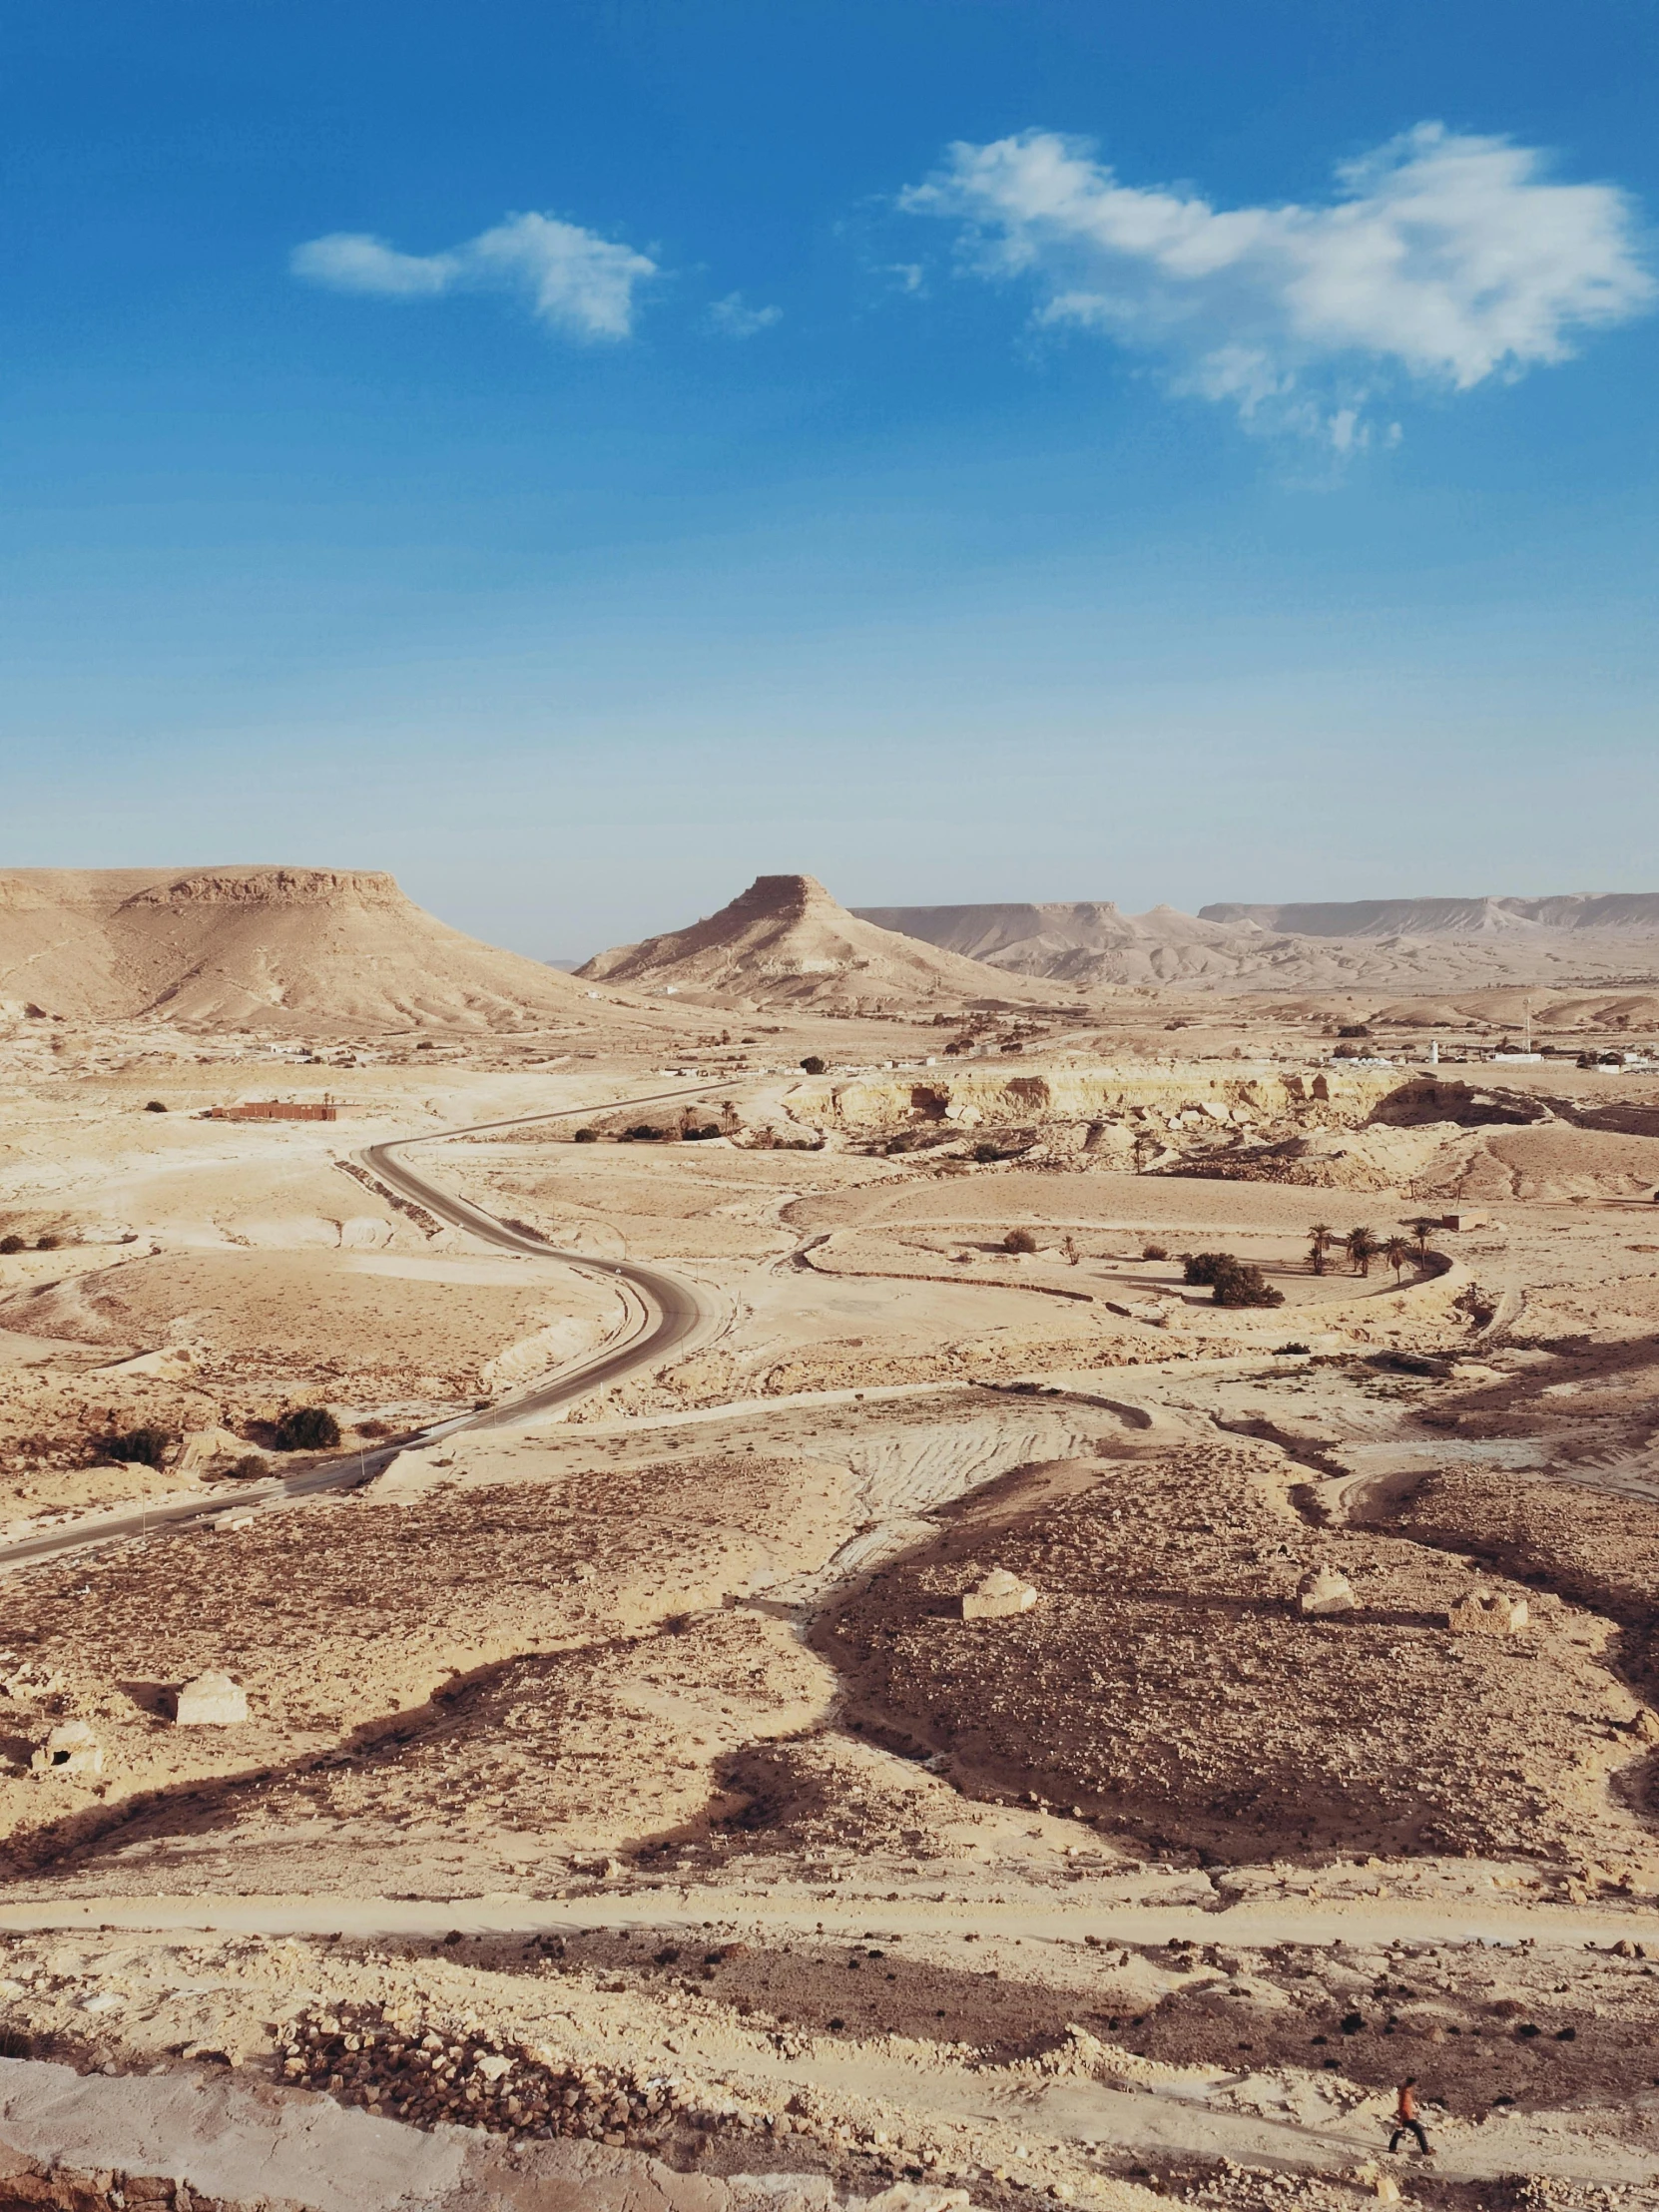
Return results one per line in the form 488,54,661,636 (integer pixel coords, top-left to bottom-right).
0,1084,728,1571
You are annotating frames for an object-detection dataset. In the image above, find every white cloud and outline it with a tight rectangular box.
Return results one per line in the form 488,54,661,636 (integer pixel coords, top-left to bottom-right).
291,210,658,340
900,124,1653,443
708,290,783,338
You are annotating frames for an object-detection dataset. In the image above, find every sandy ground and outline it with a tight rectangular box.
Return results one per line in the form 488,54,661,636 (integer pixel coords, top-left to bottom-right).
2,1001,1659,2209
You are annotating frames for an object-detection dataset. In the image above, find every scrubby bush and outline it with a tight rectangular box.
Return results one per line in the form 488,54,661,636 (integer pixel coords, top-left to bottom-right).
144,1099,168,1113
273,1404,340,1452
103,1424,172,1469
1211,1260,1285,1309
0,1234,24,1255
355,1418,390,1438
1337,1023,1372,1038
1003,1227,1038,1254
228,1453,269,1479
621,1124,667,1142
1142,1243,1169,1262
799,1056,826,1075
683,1124,722,1141
573,1128,598,1143
35,1234,60,1252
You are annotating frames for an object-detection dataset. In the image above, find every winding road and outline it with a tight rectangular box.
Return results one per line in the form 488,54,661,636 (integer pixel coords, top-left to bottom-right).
0,1084,728,1571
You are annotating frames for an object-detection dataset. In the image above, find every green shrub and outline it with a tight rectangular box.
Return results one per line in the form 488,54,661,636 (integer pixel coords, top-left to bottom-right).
1211,1261,1285,1309
228,1453,269,1479
1182,1251,1236,1286
799,1056,826,1075
273,1405,340,1452
573,1128,598,1143
104,1424,172,1469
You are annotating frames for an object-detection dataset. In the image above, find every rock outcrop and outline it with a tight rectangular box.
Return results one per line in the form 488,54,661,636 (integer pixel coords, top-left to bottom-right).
174,1670,250,1725
30,1721,103,1777
1296,1567,1358,1617
962,1569,1039,1621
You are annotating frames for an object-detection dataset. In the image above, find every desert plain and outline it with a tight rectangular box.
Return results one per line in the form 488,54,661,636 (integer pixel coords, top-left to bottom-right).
3,869,1659,2212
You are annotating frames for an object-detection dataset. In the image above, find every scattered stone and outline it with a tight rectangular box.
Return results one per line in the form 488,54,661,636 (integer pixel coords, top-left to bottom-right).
174,1670,250,1725
1296,1567,1357,1617
30,1719,103,1777
963,1569,1038,1621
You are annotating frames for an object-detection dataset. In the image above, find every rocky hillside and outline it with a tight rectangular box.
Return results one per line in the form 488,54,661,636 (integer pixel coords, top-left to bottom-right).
580,874,1067,1012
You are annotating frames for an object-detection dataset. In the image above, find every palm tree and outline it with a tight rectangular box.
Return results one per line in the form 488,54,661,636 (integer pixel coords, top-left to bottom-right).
1383,1235,1411,1280
1409,1216,1438,1263
1346,1225,1377,1277
1308,1222,1334,1278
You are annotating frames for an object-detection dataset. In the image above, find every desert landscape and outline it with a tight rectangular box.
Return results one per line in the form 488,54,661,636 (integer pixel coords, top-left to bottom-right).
1,866,1658,2211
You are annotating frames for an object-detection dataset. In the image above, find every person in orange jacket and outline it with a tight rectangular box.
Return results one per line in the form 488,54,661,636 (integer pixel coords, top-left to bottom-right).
1387,2078,1434,2156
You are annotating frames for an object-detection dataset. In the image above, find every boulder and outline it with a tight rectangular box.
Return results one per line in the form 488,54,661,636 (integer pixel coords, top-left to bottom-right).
175,1670,250,1725
1296,1567,1358,1616
1444,1590,1529,1635
963,1569,1039,1621
30,1721,103,1777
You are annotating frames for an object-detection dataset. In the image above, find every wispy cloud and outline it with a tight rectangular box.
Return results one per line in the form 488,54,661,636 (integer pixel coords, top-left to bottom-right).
291,211,658,340
900,125,1653,446
707,290,783,338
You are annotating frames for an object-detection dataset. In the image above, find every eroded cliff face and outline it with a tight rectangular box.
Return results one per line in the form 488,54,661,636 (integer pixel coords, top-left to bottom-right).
786,1065,1553,1190
798,1062,1397,1144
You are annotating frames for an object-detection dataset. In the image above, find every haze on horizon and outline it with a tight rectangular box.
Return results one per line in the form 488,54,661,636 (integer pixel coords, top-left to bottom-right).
1,0,1654,960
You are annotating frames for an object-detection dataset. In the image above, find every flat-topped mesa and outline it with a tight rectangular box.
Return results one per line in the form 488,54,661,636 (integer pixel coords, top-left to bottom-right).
121,867,408,910
0,865,622,1033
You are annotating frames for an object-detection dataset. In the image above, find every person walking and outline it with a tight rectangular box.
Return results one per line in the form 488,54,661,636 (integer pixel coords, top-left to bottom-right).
1387,2079,1433,2157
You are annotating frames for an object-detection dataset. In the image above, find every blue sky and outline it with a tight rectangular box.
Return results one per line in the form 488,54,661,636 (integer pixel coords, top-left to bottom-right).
2,1,1655,958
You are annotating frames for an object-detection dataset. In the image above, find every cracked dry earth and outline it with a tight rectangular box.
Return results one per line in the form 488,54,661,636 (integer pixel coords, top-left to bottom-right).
5,1035,1659,2210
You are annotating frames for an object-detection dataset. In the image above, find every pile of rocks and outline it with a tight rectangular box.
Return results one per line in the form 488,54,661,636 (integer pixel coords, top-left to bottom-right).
282,1999,707,2144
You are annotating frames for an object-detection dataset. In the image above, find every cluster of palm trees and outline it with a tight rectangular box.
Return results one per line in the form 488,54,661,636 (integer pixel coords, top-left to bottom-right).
1308,1217,1438,1279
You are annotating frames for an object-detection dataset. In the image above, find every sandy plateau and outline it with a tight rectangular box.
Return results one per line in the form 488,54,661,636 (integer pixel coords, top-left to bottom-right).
3,885,1659,2211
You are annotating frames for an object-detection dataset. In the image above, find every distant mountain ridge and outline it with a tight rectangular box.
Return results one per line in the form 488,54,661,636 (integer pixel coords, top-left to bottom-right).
856,894,1659,993
1199,895,1659,937
851,901,1267,987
